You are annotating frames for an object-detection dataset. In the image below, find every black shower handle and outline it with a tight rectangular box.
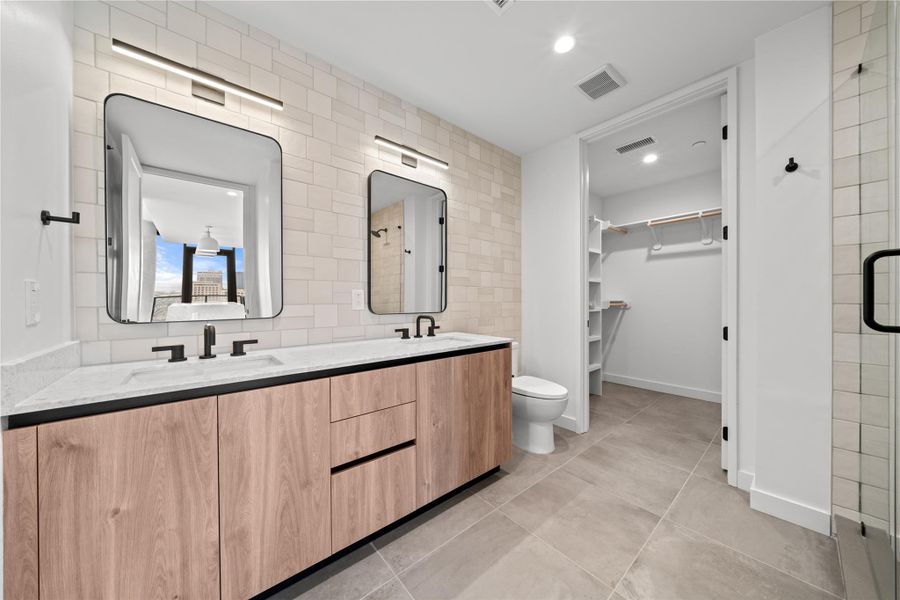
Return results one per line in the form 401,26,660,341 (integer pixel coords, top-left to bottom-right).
863,248,900,333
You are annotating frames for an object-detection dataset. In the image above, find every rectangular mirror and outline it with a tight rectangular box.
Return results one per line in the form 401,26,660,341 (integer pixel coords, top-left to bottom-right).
104,94,282,323
368,170,447,314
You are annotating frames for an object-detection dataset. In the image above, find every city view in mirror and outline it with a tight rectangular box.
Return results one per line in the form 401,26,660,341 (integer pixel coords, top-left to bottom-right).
104,95,283,323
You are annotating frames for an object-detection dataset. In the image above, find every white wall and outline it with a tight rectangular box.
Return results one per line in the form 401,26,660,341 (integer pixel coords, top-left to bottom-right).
751,6,832,534
600,171,722,402
521,135,586,432
1,1,74,362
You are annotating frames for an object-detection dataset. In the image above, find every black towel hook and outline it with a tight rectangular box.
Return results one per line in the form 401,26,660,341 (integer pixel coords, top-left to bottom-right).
40,210,80,226
785,157,799,173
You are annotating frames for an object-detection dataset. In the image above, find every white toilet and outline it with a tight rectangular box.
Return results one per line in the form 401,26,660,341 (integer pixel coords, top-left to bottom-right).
510,343,569,454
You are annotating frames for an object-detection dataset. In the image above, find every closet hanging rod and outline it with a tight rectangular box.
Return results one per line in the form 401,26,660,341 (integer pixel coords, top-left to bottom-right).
613,207,722,231
588,215,628,234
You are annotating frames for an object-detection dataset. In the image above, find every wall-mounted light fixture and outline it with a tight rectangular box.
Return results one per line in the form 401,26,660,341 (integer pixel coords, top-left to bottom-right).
374,135,449,170
111,38,284,111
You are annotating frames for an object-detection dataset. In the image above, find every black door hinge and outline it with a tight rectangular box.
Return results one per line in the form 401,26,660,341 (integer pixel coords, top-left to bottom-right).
438,265,445,273
722,125,728,140
438,216,445,225
722,225,728,240
722,426,729,442
723,326,728,341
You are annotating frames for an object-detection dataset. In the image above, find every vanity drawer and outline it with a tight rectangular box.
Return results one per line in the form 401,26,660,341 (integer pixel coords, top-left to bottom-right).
330,364,417,421
331,402,416,467
331,445,416,552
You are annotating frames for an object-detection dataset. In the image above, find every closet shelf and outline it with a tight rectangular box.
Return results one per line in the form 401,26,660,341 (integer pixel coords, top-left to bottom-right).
610,207,722,232
588,247,602,255
588,363,602,373
587,335,601,343
589,278,602,284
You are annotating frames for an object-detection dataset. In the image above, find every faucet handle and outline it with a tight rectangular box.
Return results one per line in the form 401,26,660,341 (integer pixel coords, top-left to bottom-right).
427,325,440,337
394,328,410,340
152,345,187,363
231,339,258,356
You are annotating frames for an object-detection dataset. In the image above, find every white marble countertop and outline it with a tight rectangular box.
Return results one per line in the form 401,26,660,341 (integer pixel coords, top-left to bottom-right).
4,332,511,419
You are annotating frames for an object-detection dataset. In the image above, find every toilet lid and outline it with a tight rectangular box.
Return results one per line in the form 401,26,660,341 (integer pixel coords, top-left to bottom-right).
512,376,568,400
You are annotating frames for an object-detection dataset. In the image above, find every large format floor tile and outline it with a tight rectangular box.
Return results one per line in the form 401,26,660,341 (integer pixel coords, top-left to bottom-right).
693,445,727,484
626,398,720,443
473,447,558,507
501,469,659,588
400,511,612,600
667,476,845,597
590,391,656,421
562,443,689,516
270,544,394,600
362,578,414,600
599,423,709,472
543,422,614,466
617,521,838,600
373,489,494,573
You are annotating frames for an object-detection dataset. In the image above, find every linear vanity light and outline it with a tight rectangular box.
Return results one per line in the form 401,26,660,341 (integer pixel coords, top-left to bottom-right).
111,38,284,111
374,136,449,170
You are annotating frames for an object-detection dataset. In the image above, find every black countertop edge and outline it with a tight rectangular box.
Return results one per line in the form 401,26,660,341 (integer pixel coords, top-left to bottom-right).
6,342,511,429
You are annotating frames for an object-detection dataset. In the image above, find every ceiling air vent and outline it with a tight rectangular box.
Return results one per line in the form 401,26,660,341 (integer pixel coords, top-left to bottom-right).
485,0,514,15
615,136,656,154
576,64,626,101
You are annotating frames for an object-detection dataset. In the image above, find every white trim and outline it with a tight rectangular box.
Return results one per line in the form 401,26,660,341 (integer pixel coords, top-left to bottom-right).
602,373,721,403
578,67,740,487
737,469,754,492
553,413,578,432
750,484,831,535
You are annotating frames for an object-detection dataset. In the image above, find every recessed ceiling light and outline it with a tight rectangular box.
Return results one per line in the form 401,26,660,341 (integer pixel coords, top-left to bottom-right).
554,35,575,54
226,190,238,197
642,153,658,164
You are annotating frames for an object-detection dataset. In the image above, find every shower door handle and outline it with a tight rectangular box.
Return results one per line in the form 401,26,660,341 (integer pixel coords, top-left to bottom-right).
863,248,900,333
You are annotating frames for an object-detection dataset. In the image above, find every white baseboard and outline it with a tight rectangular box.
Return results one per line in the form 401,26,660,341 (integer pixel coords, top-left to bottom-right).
737,469,754,491
602,373,721,403
749,485,831,535
554,413,578,433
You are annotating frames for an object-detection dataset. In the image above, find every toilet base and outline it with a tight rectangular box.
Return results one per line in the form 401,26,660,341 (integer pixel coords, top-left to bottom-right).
512,418,555,454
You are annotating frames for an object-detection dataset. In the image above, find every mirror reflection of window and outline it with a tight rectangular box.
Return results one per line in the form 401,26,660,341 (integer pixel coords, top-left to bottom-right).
104,95,282,324
368,171,447,315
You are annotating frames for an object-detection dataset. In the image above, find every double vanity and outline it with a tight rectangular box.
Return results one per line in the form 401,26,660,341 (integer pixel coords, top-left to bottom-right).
3,333,512,600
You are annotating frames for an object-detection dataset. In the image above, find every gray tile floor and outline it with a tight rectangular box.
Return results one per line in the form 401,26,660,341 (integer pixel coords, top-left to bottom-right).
272,383,846,600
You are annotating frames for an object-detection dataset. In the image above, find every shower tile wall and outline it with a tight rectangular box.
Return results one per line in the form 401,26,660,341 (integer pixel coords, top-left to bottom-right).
71,1,522,365
831,0,892,529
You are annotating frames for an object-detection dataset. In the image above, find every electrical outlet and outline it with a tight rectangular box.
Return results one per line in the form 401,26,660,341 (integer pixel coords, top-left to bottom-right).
351,289,365,311
25,279,40,326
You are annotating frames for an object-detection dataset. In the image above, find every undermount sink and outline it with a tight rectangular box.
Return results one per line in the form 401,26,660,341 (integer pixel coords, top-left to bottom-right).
123,355,284,385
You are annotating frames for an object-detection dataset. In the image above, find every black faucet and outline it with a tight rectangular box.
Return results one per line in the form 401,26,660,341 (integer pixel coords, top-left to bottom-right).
200,324,216,359
152,344,186,363
414,315,440,338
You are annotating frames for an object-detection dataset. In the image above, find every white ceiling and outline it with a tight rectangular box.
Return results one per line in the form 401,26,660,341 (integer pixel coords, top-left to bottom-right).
142,173,244,247
105,95,279,185
370,171,446,212
219,1,825,155
588,95,721,198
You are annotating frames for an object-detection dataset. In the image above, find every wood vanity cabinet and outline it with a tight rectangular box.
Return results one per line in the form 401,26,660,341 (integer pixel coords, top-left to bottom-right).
37,397,220,600
3,344,511,600
416,347,512,506
3,427,39,600
218,380,331,600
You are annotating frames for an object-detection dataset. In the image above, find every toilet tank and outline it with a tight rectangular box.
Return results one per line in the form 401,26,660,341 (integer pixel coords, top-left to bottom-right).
511,342,519,377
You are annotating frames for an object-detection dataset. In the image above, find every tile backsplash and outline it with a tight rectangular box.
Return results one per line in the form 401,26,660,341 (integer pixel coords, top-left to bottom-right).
72,1,521,365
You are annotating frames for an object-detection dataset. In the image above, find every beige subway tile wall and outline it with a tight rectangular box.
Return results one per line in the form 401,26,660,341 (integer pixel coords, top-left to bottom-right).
72,1,521,365
830,0,890,528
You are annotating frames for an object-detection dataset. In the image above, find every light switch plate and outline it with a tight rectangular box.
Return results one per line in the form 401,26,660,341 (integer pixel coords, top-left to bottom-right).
25,279,40,326
351,289,365,311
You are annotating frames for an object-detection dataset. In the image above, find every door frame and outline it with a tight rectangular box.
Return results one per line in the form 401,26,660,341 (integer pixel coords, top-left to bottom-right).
575,68,740,486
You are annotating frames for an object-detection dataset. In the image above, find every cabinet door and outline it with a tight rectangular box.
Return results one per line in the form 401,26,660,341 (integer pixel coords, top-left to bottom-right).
416,348,512,507
218,381,331,600
465,347,512,476
38,398,219,600
416,356,468,506
4,427,38,600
